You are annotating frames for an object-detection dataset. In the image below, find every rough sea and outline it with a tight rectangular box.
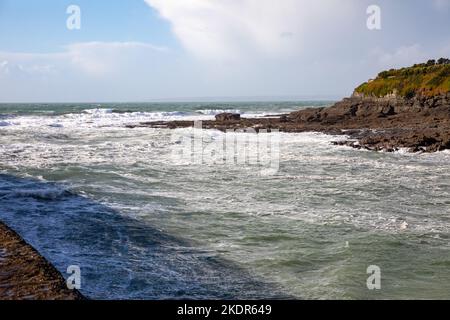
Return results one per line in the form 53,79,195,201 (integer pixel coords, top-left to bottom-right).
1,101,450,299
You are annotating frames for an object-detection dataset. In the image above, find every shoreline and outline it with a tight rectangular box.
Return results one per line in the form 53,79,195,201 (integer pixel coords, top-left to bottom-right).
0,221,84,300
128,94,450,153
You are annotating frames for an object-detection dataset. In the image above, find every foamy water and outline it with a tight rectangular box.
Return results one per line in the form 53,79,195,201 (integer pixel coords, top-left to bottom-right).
1,102,450,299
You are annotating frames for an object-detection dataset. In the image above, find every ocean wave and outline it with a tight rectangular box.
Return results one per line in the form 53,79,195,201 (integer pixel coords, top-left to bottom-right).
195,109,241,115
0,188,72,201
83,108,189,116
0,114,16,120
83,108,114,115
2,108,282,131
0,110,206,130
0,121,12,127
80,108,193,120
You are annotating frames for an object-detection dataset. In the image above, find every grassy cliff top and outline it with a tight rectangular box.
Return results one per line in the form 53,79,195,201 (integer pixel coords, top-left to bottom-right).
355,58,450,98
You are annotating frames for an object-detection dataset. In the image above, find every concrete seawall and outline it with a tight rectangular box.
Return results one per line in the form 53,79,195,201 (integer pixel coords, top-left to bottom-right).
0,221,84,300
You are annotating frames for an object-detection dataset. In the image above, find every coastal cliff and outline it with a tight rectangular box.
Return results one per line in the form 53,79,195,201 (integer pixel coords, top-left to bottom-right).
287,60,450,151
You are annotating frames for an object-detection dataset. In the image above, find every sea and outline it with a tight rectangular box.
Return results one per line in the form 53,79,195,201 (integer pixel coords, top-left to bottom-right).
1,101,450,299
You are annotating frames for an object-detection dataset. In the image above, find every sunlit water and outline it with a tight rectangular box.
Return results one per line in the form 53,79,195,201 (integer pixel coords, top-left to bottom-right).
1,102,450,299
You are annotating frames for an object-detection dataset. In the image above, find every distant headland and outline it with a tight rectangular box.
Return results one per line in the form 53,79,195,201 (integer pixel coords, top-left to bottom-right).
128,59,450,153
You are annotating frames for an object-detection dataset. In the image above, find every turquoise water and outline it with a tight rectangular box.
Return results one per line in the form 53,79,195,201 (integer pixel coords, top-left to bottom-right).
1,102,450,299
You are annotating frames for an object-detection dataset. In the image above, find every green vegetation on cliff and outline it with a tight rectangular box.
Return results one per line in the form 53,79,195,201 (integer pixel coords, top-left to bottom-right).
355,58,450,98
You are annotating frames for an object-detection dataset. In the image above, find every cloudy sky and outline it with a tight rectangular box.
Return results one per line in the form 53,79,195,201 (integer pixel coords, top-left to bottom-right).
0,0,449,102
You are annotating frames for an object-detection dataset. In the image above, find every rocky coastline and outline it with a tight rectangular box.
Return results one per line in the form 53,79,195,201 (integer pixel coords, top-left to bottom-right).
0,222,84,300
128,92,450,153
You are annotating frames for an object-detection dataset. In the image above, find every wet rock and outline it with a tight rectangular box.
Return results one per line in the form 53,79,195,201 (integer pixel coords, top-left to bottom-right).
279,115,289,123
215,113,241,121
133,93,450,153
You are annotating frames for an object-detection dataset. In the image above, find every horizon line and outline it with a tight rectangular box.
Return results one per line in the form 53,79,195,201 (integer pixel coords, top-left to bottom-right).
0,94,345,105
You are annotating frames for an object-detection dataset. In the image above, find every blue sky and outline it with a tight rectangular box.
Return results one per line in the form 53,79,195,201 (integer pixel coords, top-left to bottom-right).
0,0,178,52
0,0,449,102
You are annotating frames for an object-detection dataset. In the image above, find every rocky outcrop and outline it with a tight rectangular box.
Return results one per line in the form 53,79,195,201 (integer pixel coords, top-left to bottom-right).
289,93,450,126
288,93,450,152
130,93,450,153
333,128,450,153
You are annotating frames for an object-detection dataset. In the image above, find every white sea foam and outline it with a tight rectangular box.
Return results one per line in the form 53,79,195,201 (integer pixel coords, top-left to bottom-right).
0,107,296,132
2,107,450,299
195,109,241,115
0,107,290,132
4,117,449,235
0,109,215,131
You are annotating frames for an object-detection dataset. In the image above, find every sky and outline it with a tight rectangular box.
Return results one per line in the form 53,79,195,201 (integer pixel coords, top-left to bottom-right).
0,0,449,102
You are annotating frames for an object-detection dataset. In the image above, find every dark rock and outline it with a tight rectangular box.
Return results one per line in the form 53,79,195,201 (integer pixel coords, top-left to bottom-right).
133,93,450,153
289,107,324,122
215,113,241,121
279,115,289,123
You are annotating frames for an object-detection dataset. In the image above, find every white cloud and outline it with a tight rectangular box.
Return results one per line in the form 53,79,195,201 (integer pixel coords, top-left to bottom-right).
1,1,449,102
0,41,168,78
0,52,64,78
65,41,168,76
145,0,358,61
0,60,9,74
0,42,178,102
